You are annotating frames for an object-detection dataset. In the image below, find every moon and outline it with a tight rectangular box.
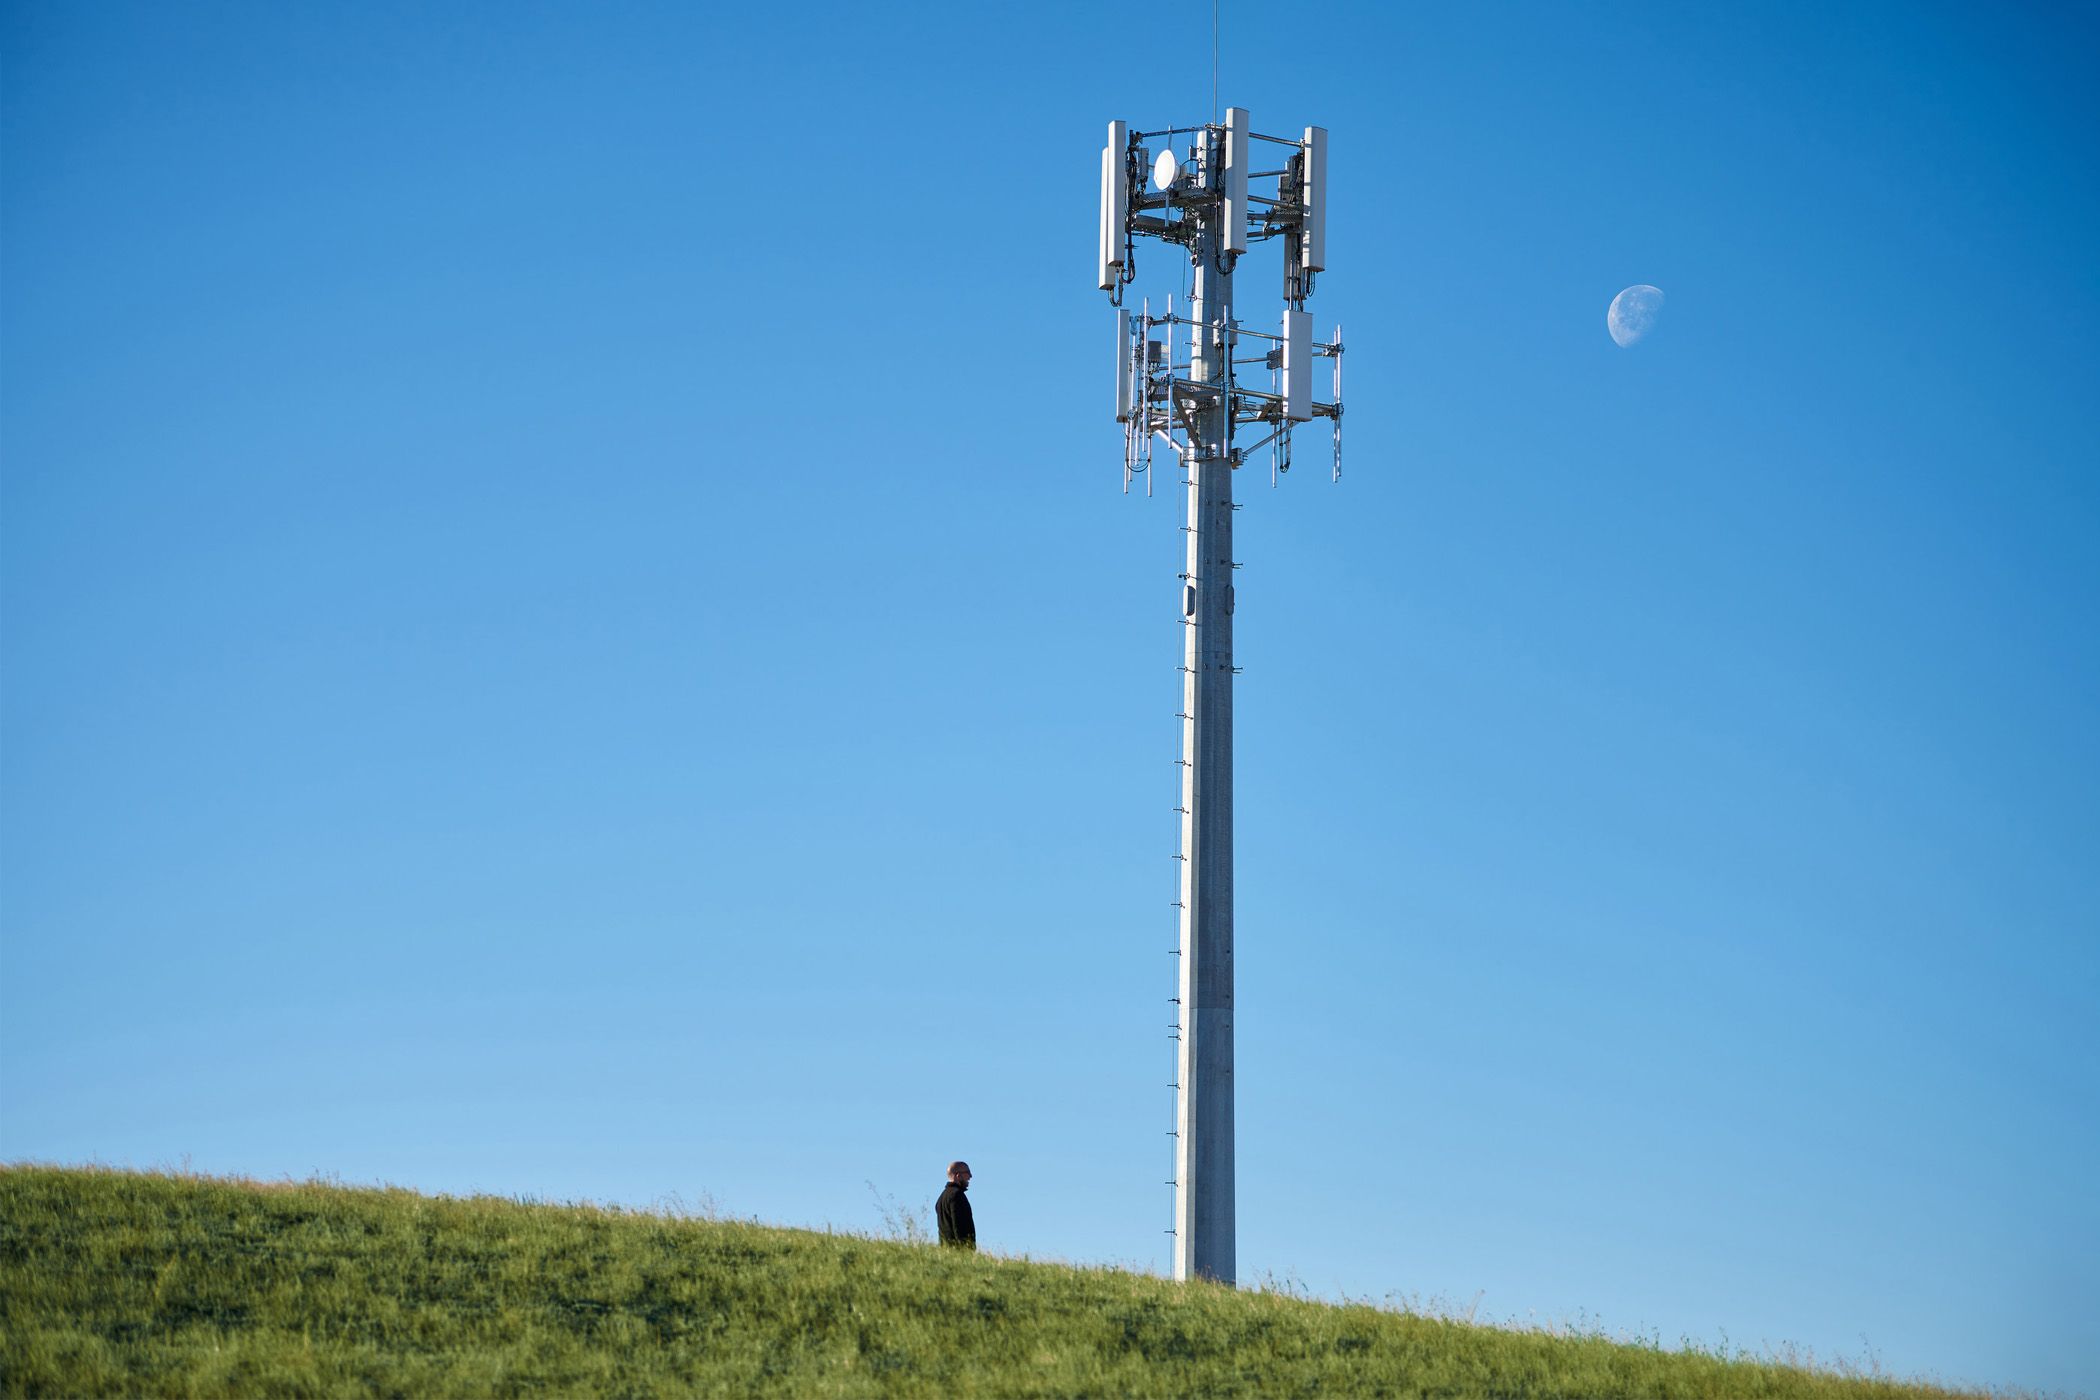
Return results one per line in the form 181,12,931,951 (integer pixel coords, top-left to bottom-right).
1607,284,1665,348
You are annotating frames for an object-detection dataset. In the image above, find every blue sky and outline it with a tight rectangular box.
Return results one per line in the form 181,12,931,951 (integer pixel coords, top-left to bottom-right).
3,1,2095,1392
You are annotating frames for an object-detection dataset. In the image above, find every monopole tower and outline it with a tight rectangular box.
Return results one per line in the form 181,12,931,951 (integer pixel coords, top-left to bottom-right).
1099,110,1345,1285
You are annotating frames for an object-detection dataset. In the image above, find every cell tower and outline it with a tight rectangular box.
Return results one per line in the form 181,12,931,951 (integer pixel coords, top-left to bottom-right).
1099,110,1344,1285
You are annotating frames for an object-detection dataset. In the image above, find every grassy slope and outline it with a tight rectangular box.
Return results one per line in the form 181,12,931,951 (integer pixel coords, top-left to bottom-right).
0,1167,1983,1399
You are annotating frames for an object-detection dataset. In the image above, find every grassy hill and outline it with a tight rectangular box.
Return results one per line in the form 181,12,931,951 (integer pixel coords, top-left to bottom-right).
0,1165,1990,1398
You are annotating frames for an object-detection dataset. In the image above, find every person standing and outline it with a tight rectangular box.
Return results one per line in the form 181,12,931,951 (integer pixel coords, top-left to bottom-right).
935,1161,976,1249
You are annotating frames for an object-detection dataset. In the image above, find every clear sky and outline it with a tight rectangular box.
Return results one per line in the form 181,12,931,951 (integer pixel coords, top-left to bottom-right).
4,1,2095,1393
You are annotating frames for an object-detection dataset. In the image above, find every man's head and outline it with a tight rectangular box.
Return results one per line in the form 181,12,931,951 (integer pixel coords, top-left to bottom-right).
947,1161,972,1186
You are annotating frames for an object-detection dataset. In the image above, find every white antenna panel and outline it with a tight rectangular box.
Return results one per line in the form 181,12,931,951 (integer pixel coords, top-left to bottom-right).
1223,108,1249,256
1300,125,1327,273
1115,309,1133,422
1282,309,1313,421
1099,120,1129,290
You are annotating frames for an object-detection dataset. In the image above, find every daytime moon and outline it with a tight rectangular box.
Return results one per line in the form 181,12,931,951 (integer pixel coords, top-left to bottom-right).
1607,284,1665,347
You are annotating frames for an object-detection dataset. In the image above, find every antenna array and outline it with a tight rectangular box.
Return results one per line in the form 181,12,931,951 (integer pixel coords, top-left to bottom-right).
1104,116,1344,491
1097,109,1346,1287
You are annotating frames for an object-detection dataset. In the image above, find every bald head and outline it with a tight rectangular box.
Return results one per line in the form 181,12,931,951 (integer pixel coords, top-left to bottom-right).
947,1161,972,1185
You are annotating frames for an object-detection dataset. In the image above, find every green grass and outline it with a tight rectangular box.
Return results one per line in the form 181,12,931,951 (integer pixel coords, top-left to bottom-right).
0,1165,1994,1398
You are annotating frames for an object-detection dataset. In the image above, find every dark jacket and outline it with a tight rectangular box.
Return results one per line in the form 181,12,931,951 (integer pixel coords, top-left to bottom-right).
935,1182,975,1248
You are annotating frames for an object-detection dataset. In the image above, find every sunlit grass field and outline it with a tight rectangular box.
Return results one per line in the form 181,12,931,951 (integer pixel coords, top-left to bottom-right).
0,1165,1995,1398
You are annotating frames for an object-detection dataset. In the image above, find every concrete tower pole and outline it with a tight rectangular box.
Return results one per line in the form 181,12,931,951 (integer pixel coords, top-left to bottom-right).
1174,123,1236,1286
